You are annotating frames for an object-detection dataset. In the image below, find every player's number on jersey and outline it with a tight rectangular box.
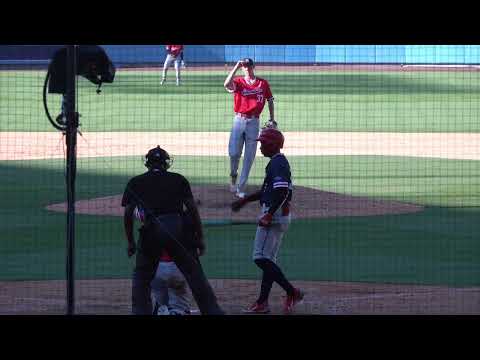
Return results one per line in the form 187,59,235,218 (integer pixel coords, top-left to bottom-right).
256,94,264,103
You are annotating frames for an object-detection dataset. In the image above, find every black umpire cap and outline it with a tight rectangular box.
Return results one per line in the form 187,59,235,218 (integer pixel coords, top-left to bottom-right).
242,58,255,67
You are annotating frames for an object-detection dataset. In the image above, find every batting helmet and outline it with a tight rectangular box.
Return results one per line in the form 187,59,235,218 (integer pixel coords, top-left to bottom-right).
257,128,284,148
145,145,173,170
257,128,284,157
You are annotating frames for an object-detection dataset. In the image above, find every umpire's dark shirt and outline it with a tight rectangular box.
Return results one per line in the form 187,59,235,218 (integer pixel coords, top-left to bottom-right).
121,168,193,215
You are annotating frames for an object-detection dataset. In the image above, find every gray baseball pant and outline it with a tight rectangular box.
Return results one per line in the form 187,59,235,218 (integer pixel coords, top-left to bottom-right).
151,261,190,315
229,115,260,193
253,205,291,263
132,214,224,315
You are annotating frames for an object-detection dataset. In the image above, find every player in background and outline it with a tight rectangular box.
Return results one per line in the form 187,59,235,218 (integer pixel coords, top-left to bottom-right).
180,49,186,68
224,58,276,199
161,45,184,86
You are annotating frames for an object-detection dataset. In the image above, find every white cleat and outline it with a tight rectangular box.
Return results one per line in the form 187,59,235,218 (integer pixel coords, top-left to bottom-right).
235,192,245,199
160,79,165,85
156,305,170,315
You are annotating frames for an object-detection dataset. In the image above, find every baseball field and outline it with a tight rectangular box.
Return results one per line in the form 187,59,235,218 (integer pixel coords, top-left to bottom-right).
1,64,480,314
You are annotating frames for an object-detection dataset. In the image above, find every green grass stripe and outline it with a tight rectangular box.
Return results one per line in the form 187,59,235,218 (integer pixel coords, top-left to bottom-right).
2,69,480,132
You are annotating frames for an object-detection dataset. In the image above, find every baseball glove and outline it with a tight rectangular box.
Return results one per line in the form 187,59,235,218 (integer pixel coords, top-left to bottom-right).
231,198,248,212
263,119,278,130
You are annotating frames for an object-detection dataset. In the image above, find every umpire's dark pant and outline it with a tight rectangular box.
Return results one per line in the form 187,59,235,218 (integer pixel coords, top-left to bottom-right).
132,214,224,315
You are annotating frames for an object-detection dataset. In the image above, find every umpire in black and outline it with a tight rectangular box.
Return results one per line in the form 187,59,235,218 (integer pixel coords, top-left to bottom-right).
122,145,224,315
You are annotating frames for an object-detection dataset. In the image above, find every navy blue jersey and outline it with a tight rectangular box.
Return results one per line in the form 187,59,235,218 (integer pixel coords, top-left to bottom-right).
260,153,293,207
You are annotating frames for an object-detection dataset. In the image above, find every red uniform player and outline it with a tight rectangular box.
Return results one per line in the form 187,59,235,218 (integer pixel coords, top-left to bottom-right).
161,45,184,86
224,58,276,198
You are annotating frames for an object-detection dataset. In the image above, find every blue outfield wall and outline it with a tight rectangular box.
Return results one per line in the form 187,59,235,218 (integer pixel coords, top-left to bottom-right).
103,45,480,65
102,45,227,64
0,45,62,63
2,45,480,65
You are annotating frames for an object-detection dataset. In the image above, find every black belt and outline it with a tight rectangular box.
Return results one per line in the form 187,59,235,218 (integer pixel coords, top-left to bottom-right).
146,212,181,221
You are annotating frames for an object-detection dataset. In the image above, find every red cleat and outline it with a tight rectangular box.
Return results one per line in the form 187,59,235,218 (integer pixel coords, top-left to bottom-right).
284,288,305,315
242,301,271,314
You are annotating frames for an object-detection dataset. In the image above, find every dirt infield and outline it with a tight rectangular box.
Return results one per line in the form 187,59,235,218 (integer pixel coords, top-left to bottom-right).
2,132,480,161
45,184,423,221
1,279,479,315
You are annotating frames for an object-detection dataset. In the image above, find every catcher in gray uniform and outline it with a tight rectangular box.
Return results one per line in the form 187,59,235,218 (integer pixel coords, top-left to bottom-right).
134,206,191,315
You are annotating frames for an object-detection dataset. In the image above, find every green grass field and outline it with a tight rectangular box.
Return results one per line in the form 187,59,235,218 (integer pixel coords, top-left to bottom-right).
2,70,480,132
1,155,479,285
1,68,479,287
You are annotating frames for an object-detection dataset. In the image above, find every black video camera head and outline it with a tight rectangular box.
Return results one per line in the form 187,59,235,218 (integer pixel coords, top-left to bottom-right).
47,45,116,94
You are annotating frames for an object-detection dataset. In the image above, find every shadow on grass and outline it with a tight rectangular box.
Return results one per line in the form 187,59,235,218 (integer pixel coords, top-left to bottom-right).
0,159,479,287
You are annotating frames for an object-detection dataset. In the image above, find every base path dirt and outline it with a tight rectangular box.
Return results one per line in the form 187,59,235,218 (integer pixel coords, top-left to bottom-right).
1,132,480,161
1,279,479,315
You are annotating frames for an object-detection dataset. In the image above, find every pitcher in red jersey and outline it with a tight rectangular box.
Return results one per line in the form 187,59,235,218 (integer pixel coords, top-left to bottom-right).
224,58,276,198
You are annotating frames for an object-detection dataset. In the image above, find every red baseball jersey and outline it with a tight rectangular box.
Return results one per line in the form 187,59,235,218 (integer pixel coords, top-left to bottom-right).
233,77,273,117
166,45,184,57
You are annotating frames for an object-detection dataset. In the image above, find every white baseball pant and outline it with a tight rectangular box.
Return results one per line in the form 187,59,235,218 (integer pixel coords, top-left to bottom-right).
162,54,181,84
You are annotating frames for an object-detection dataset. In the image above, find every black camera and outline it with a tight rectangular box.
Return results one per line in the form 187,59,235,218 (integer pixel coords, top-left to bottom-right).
48,45,116,94
43,45,116,131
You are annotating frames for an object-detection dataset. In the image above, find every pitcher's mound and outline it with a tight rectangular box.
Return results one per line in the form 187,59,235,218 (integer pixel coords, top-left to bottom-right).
45,185,423,221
